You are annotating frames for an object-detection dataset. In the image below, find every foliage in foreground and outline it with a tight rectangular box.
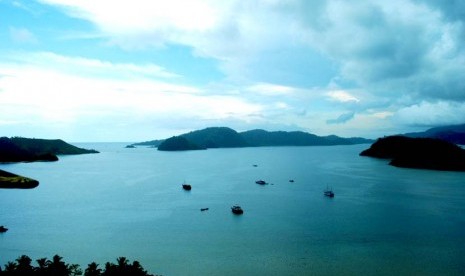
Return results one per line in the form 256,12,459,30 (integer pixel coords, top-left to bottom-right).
0,255,156,276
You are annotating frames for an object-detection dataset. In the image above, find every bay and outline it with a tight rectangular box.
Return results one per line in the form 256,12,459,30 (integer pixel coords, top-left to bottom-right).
1,144,464,275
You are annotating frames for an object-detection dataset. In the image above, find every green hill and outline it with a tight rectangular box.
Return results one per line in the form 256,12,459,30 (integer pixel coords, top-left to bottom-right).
157,136,205,151
133,126,373,151
181,127,248,148
360,136,465,171
0,137,98,163
0,169,39,189
240,129,364,146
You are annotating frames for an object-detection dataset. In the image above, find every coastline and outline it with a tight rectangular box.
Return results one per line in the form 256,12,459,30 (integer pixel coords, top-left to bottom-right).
0,169,39,189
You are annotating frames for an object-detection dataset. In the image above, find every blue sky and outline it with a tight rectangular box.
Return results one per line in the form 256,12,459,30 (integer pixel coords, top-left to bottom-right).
1,0,464,142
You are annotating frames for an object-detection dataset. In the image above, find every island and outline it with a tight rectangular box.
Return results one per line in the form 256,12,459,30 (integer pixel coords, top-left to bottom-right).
131,126,373,151
0,169,39,189
360,135,465,171
0,137,99,188
0,137,98,163
157,136,206,151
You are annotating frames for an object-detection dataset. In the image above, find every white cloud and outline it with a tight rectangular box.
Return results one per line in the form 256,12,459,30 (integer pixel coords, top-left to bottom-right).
247,83,296,96
38,0,464,102
394,101,465,127
4,0,465,140
37,0,303,78
9,27,38,44
0,52,263,137
5,51,180,80
327,90,360,103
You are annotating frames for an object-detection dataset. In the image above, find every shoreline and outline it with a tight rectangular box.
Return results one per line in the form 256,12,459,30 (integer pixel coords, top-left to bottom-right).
0,169,39,189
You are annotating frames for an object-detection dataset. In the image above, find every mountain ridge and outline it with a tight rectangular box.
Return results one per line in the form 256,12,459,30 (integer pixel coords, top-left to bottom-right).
0,137,99,163
130,127,374,151
403,123,465,145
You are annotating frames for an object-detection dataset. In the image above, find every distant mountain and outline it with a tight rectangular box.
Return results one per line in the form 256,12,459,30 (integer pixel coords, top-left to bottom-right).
404,123,465,145
132,127,373,151
0,137,98,163
132,139,164,147
157,136,205,151
360,136,465,171
182,127,248,148
240,129,369,146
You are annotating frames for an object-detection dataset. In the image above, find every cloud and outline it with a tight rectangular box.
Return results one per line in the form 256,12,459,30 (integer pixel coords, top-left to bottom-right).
37,1,319,82
326,111,355,124
4,0,465,139
0,52,262,133
4,51,180,80
394,101,465,127
247,83,297,96
37,1,465,100
327,90,360,103
9,27,38,44
296,0,465,103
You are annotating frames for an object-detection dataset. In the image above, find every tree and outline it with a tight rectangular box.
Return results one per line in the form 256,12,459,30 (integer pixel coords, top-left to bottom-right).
0,255,155,276
84,262,101,276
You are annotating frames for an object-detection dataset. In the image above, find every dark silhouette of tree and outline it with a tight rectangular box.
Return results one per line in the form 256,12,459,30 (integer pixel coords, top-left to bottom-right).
16,255,34,274
35,258,49,276
3,262,18,273
84,262,101,276
0,255,156,276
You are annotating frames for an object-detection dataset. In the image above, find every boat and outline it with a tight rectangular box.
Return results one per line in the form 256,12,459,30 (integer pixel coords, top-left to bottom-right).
200,208,209,211
0,226,8,233
324,186,334,198
231,205,244,215
182,183,191,191
255,180,267,185
289,179,295,183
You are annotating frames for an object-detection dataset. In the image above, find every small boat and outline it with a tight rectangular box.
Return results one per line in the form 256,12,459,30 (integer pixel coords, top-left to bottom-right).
182,183,191,191
0,226,8,233
231,205,244,215
289,179,295,183
255,180,267,185
253,164,258,167
200,208,209,212
324,186,334,198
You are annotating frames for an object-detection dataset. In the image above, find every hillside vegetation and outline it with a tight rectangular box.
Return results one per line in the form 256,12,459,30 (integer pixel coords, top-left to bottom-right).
360,136,465,171
0,137,98,163
0,169,39,189
131,127,373,151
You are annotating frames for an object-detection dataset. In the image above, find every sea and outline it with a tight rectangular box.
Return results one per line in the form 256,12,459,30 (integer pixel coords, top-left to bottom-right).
1,143,464,275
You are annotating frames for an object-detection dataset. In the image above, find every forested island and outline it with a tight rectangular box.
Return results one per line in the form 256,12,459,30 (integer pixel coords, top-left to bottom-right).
0,137,98,163
157,136,206,151
0,137,98,189
0,170,39,189
131,127,373,151
360,136,465,171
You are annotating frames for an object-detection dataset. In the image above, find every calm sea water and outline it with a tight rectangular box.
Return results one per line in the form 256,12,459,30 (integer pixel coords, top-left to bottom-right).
1,144,464,275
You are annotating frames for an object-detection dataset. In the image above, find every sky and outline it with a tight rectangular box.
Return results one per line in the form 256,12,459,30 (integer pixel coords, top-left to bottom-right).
0,0,464,142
